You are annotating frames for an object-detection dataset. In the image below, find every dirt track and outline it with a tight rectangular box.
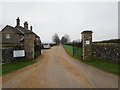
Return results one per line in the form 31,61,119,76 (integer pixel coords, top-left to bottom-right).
2,46,118,88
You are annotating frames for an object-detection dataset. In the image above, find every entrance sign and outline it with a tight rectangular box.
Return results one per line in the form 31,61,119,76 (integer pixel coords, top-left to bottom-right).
86,40,90,45
13,50,25,57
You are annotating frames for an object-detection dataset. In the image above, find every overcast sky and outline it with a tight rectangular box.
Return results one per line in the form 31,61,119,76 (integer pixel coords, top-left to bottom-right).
0,1,118,43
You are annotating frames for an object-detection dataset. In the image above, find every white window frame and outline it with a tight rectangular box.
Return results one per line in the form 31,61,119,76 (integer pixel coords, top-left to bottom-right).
6,34,10,39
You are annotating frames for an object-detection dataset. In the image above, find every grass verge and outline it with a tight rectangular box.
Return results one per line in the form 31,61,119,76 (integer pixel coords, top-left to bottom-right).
2,60,37,75
63,45,119,75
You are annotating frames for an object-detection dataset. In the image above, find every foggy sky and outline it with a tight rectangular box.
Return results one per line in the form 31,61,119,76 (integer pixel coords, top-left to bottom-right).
0,1,118,43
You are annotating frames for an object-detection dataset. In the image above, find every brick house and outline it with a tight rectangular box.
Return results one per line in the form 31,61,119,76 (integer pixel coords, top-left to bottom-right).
0,17,41,45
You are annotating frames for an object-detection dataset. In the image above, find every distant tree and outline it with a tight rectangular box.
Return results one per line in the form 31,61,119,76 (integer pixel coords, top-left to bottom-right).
61,37,66,44
52,33,60,44
61,34,70,44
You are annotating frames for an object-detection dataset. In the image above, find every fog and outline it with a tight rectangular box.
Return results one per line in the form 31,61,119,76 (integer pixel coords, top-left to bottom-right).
0,1,118,43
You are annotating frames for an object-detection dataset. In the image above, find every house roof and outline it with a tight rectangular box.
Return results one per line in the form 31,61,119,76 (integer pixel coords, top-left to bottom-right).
1,25,40,38
15,26,32,34
2,25,23,34
15,26,40,38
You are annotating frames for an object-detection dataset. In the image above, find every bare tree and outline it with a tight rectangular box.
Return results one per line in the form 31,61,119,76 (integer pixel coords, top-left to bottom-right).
52,33,60,44
61,34,70,44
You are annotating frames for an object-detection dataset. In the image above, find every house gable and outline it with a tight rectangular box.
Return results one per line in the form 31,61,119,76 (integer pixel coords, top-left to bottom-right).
1,25,22,43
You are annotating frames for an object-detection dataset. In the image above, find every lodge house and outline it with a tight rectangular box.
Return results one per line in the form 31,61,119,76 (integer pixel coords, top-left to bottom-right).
0,17,41,63
1,17,41,45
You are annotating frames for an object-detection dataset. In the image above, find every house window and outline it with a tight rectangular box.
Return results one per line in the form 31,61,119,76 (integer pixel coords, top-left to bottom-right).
6,34,10,39
37,38,39,40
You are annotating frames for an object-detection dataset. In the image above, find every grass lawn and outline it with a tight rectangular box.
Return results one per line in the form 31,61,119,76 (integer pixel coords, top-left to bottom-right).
2,60,37,75
63,45,119,75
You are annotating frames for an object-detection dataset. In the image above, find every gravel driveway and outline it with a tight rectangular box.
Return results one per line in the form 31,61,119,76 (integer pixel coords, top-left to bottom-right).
2,46,118,88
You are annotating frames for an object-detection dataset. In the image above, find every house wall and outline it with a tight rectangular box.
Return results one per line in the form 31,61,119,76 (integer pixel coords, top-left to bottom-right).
2,27,19,43
1,25,41,62
24,33,35,60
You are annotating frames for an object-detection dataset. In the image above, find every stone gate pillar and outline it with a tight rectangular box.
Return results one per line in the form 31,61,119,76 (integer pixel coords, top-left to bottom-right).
81,30,93,60
24,32,35,60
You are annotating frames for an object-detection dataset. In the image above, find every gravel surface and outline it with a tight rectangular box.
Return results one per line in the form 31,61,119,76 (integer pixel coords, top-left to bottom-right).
2,46,118,88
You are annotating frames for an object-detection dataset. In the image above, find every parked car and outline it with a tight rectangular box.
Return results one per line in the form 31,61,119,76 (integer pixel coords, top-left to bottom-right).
43,43,51,49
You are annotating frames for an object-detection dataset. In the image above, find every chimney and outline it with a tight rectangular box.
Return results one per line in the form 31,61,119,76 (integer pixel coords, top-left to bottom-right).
30,26,33,31
24,22,28,29
16,17,20,26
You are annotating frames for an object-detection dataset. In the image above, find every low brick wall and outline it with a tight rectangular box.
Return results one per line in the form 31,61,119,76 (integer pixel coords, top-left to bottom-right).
92,43,119,62
1,45,25,63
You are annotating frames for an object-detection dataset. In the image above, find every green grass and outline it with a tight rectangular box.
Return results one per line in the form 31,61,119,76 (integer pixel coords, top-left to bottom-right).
2,60,37,75
63,45,119,75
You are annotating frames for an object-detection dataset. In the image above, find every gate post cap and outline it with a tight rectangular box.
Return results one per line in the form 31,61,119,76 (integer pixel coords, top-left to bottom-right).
81,30,93,34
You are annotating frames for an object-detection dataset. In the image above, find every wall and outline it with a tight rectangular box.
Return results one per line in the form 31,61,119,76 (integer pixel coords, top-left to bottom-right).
1,45,24,63
92,43,119,62
81,30,119,62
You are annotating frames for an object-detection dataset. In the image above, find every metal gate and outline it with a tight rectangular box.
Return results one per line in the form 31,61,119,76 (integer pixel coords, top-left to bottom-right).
34,40,41,59
73,40,82,58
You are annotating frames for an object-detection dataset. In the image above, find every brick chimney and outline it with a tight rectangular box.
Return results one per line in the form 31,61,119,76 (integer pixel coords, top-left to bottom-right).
30,26,33,31
24,22,28,29
16,17,20,26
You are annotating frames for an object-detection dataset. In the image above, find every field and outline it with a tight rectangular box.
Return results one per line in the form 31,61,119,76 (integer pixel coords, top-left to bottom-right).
63,45,119,75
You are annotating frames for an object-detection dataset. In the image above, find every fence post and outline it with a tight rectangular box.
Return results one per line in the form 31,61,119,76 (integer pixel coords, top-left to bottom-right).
73,41,74,55
81,30,93,60
24,32,35,60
